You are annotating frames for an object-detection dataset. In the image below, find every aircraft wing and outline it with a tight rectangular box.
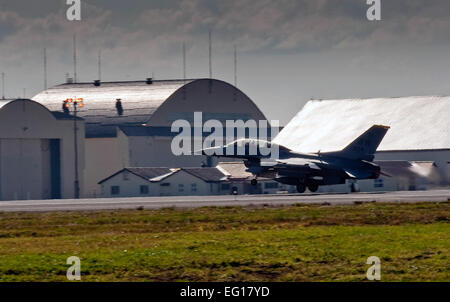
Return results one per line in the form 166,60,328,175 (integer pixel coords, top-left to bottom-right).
276,158,322,170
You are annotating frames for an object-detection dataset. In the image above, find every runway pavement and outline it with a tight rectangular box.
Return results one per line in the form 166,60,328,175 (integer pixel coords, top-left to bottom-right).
0,190,449,213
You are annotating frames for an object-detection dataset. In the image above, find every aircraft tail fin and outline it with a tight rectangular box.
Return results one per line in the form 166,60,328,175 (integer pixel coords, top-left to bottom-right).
325,125,390,161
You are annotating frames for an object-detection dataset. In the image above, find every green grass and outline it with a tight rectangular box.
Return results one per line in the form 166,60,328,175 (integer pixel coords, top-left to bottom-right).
0,202,449,281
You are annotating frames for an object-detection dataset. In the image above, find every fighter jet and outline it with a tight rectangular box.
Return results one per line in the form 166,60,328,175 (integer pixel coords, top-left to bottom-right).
201,125,390,193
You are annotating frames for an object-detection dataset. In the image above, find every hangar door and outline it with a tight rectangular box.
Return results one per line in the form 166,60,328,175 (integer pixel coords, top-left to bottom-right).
0,139,61,200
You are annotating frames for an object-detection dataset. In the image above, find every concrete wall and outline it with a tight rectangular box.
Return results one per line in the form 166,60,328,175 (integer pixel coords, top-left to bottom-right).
317,176,412,194
127,136,210,167
83,132,129,198
0,100,85,200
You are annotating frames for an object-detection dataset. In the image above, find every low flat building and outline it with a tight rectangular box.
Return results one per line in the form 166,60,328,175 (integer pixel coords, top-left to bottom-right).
99,167,228,197
98,163,293,198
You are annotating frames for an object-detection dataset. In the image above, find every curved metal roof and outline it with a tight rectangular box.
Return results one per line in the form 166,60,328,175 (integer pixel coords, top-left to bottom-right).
0,99,81,120
32,79,194,137
0,99,14,109
273,96,450,152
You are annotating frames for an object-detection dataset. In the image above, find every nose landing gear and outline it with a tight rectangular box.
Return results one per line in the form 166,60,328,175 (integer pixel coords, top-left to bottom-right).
307,184,319,193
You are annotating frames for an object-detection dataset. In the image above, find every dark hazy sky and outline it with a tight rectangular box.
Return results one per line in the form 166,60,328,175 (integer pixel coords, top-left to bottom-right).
1,0,450,124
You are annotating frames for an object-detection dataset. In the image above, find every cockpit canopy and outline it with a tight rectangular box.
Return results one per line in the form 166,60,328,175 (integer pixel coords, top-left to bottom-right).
225,139,291,153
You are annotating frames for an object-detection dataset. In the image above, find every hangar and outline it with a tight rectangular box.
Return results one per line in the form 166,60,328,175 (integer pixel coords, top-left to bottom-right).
0,99,84,200
273,96,450,191
33,78,268,198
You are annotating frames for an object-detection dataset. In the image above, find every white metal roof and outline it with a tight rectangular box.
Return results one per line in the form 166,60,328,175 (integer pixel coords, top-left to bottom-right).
0,99,13,109
273,96,450,152
32,80,194,137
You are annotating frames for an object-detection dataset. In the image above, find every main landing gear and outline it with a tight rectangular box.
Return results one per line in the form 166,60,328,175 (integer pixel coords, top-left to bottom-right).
296,183,319,193
251,178,258,186
296,184,306,193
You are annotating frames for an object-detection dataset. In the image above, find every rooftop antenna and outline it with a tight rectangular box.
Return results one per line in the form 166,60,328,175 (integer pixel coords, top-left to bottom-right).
234,45,237,87
98,49,101,81
44,48,47,90
233,45,238,102
208,29,213,94
208,29,212,79
73,33,77,83
182,42,187,100
23,88,26,99
1,72,5,99
182,42,186,82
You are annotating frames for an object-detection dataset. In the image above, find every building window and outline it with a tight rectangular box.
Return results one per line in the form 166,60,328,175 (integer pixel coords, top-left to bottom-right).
140,185,149,195
178,184,184,192
191,183,197,192
264,182,279,189
111,186,120,195
221,183,230,191
374,179,384,188
123,172,129,181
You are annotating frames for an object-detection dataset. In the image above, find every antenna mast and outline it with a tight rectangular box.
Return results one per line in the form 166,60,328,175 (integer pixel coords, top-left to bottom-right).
182,42,186,82
44,48,47,90
234,45,237,87
73,34,77,83
209,29,212,79
1,72,4,99
98,49,102,81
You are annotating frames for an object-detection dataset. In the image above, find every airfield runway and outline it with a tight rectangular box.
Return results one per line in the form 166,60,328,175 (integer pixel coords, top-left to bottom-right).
0,190,449,213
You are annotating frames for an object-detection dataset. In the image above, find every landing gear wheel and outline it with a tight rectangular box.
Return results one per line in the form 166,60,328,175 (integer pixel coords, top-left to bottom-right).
296,184,306,193
251,179,258,186
308,184,319,193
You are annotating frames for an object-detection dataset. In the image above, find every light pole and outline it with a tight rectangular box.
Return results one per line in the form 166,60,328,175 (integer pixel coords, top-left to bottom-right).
65,97,84,199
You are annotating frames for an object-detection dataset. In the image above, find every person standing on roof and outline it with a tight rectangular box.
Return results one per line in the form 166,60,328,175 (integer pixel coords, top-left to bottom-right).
62,99,70,115
116,98,124,116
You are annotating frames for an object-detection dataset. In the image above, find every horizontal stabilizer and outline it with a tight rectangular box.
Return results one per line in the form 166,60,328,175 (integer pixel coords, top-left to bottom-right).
343,168,373,179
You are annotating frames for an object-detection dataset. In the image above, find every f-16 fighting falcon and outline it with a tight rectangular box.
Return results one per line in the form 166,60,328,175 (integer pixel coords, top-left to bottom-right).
201,125,390,193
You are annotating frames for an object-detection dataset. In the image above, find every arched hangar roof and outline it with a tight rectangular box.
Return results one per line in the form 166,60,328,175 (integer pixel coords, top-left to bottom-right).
0,98,81,121
32,79,267,138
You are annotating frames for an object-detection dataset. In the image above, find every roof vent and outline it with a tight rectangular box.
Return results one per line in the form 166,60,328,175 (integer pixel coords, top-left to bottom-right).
94,80,101,87
146,78,153,85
